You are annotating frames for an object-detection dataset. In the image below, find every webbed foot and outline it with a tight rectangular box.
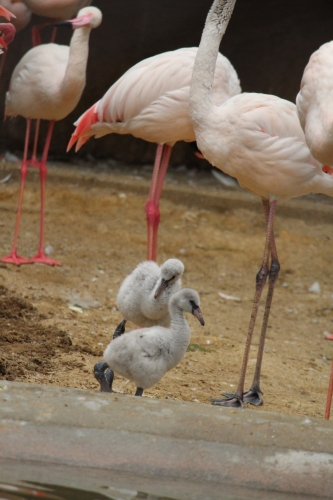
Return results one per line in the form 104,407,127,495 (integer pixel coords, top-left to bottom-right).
93,361,113,392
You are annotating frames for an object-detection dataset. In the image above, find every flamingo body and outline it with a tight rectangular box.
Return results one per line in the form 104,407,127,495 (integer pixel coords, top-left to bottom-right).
68,47,240,261
193,92,333,201
19,0,91,19
6,44,83,121
297,41,333,166
69,48,241,150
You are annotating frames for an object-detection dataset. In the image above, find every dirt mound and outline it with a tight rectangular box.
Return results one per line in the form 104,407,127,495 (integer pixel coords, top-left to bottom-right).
0,285,72,380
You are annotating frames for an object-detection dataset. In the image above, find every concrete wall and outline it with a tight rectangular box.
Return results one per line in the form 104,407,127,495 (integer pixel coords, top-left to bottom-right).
1,0,333,165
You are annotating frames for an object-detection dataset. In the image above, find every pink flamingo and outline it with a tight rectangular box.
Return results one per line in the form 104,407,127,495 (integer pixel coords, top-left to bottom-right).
0,1,30,79
67,48,241,261
18,0,92,45
189,0,333,409
1,6,102,266
296,42,333,419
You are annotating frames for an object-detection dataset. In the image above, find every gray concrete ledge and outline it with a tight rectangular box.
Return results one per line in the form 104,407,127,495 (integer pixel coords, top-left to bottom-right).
0,381,332,499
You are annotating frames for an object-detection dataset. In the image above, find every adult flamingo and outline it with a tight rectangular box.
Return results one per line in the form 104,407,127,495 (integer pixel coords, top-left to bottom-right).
1,6,102,266
67,48,241,261
19,0,92,45
189,0,333,408
296,43,333,419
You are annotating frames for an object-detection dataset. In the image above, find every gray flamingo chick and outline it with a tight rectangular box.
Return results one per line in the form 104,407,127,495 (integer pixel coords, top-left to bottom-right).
94,288,204,396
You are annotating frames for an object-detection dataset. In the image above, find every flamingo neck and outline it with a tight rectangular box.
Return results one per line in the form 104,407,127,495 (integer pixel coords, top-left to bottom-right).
61,26,91,104
189,0,236,124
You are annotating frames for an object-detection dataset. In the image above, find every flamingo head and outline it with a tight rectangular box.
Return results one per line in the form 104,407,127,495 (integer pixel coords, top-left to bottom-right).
54,6,102,30
0,23,16,51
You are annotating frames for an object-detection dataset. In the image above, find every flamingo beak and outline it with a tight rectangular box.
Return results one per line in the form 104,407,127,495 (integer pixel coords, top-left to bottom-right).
154,279,168,299
54,13,93,29
192,306,205,326
0,6,16,21
0,36,8,50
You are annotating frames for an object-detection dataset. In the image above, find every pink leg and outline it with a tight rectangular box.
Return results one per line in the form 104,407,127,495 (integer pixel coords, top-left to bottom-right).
29,120,61,266
29,119,41,167
325,358,333,420
0,50,7,81
31,21,57,46
1,120,32,265
145,144,172,261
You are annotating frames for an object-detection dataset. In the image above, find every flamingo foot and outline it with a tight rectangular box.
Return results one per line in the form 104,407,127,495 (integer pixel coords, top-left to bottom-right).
211,394,244,408
93,361,113,393
113,319,126,340
242,386,263,406
28,252,61,266
325,334,333,341
221,386,264,406
1,252,31,265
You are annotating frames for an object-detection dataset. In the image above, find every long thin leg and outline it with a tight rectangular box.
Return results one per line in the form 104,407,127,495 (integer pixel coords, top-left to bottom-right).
151,144,172,261
1,119,32,265
145,143,172,261
32,21,57,47
0,50,7,81
29,120,61,266
325,358,333,420
242,201,280,405
29,119,41,167
212,198,277,408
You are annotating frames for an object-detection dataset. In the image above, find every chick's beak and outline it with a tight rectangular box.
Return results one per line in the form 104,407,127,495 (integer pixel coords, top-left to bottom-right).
154,279,167,299
192,307,205,326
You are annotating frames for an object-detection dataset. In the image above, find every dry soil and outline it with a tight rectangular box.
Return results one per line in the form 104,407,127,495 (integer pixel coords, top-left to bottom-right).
0,158,332,419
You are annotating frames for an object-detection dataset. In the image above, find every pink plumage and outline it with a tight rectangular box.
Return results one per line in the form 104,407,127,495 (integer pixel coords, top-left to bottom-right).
68,47,241,261
1,6,102,267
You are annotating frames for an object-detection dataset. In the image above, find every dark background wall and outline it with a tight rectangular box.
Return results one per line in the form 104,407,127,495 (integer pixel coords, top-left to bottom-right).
1,0,333,165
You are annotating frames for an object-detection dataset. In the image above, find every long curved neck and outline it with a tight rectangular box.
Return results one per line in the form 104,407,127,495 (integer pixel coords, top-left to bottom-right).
61,26,91,103
169,304,191,347
190,0,236,123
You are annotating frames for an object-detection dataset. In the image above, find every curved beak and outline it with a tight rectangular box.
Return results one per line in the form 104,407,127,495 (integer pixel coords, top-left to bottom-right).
54,13,93,29
192,307,205,326
154,278,168,299
0,6,16,21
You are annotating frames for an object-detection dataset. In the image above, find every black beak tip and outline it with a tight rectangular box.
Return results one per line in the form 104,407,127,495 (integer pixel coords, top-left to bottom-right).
53,20,73,29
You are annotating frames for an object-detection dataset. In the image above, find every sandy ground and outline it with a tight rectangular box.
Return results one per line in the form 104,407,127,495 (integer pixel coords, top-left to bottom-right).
0,158,332,419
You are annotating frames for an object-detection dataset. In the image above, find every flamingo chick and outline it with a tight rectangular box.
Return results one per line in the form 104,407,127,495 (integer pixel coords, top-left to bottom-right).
67,47,241,261
1,6,102,266
19,0,92,45
189,0,333,408
115,259,184,336
94,288,205,396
